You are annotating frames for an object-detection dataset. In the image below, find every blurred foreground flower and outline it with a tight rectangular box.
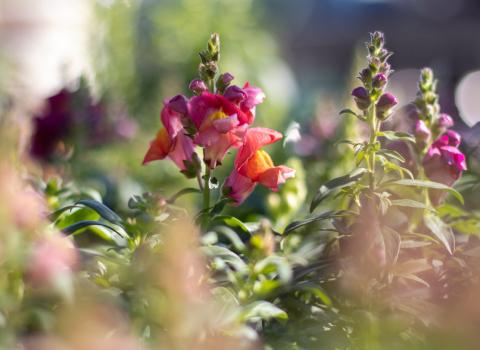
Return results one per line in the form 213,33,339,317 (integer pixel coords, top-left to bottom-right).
27,233,78,288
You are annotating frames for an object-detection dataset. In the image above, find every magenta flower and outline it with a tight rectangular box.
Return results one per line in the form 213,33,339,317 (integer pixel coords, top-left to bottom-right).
189,92,252,168
240,82,266,122
423,130,467,186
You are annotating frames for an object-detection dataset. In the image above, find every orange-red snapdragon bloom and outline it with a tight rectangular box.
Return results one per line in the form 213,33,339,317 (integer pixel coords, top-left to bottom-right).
143,95,195,170
225,128,295,205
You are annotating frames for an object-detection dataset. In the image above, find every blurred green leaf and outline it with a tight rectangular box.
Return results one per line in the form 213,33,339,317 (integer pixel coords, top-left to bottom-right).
284,211,348,235
388,179,464,204
240,301,288,322
424,213,455,254
310,169,367,212
377,131,415,143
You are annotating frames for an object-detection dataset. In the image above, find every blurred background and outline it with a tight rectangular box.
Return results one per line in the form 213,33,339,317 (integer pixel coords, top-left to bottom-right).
1,0,480,213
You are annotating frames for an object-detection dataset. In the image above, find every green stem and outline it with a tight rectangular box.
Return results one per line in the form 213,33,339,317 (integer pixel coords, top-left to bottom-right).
368,105,378,191
203,166,211,212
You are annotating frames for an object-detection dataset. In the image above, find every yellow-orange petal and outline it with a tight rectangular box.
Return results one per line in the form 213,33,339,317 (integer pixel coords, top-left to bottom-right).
245,149,275,180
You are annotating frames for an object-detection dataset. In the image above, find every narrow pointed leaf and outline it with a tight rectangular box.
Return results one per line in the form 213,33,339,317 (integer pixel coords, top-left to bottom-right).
76,200,123,224
424,213,455,254
388,179,464,204
284,210,349,235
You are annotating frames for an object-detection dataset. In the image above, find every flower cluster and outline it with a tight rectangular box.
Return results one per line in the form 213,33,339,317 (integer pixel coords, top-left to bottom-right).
413,68,467,186
143,34,294,205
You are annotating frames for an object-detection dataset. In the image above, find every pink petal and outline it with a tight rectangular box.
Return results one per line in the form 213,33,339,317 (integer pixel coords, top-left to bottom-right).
257,165,296,191
225,170,256,205
212,114,239,133
234,127,283,170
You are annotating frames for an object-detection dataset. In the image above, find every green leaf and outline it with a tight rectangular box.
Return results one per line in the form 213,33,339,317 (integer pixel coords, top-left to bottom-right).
210,198,231,216
377,131,415,143
382,226,401,265
61,221,128,247
424,213,455,254
387,179,464,204
377,149,406,163
76,200,123,224
167,188,201,203
289,282,332,306
310,168,367,212
254,256,292,283
210,226,246,252
213,215,252,234
380,159,414,179
391,199,431,210
240,301,288,322
284,211,348,235
339,108,359,118
202,245,247,273
55,207,100,229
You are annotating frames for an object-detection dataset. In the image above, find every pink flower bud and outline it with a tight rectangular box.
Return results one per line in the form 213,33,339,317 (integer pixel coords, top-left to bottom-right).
352,87,370,110
376,92,398,111
167,95,188,115
414,119,431,142
372,73,387,89
436,130,461,148
223,85,247,103
219,72,234,85
436,113,454,130
188,79,207,94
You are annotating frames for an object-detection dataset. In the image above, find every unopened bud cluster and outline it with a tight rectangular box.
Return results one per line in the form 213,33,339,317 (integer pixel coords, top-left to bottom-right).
351,31,397,121
189,33,238,96
413,68,453,143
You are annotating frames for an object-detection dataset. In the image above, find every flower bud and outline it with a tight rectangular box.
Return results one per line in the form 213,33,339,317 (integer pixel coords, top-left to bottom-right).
224,85,247,103
414,119,431,143
189,79,207,94
358,68,371,85
167,95,188,115
219,72,234,85
216,72,234,92
352,87,370,110
372,73,387,89
376,93,397,120
436,113,454,130
437,129,461,147
376,93,397,111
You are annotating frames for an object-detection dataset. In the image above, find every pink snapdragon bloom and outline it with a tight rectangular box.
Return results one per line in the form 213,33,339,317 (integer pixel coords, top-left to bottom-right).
28,234,78,286
423,130,467,186
225,128,295,205
143,95,195,170
189,92,252,168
